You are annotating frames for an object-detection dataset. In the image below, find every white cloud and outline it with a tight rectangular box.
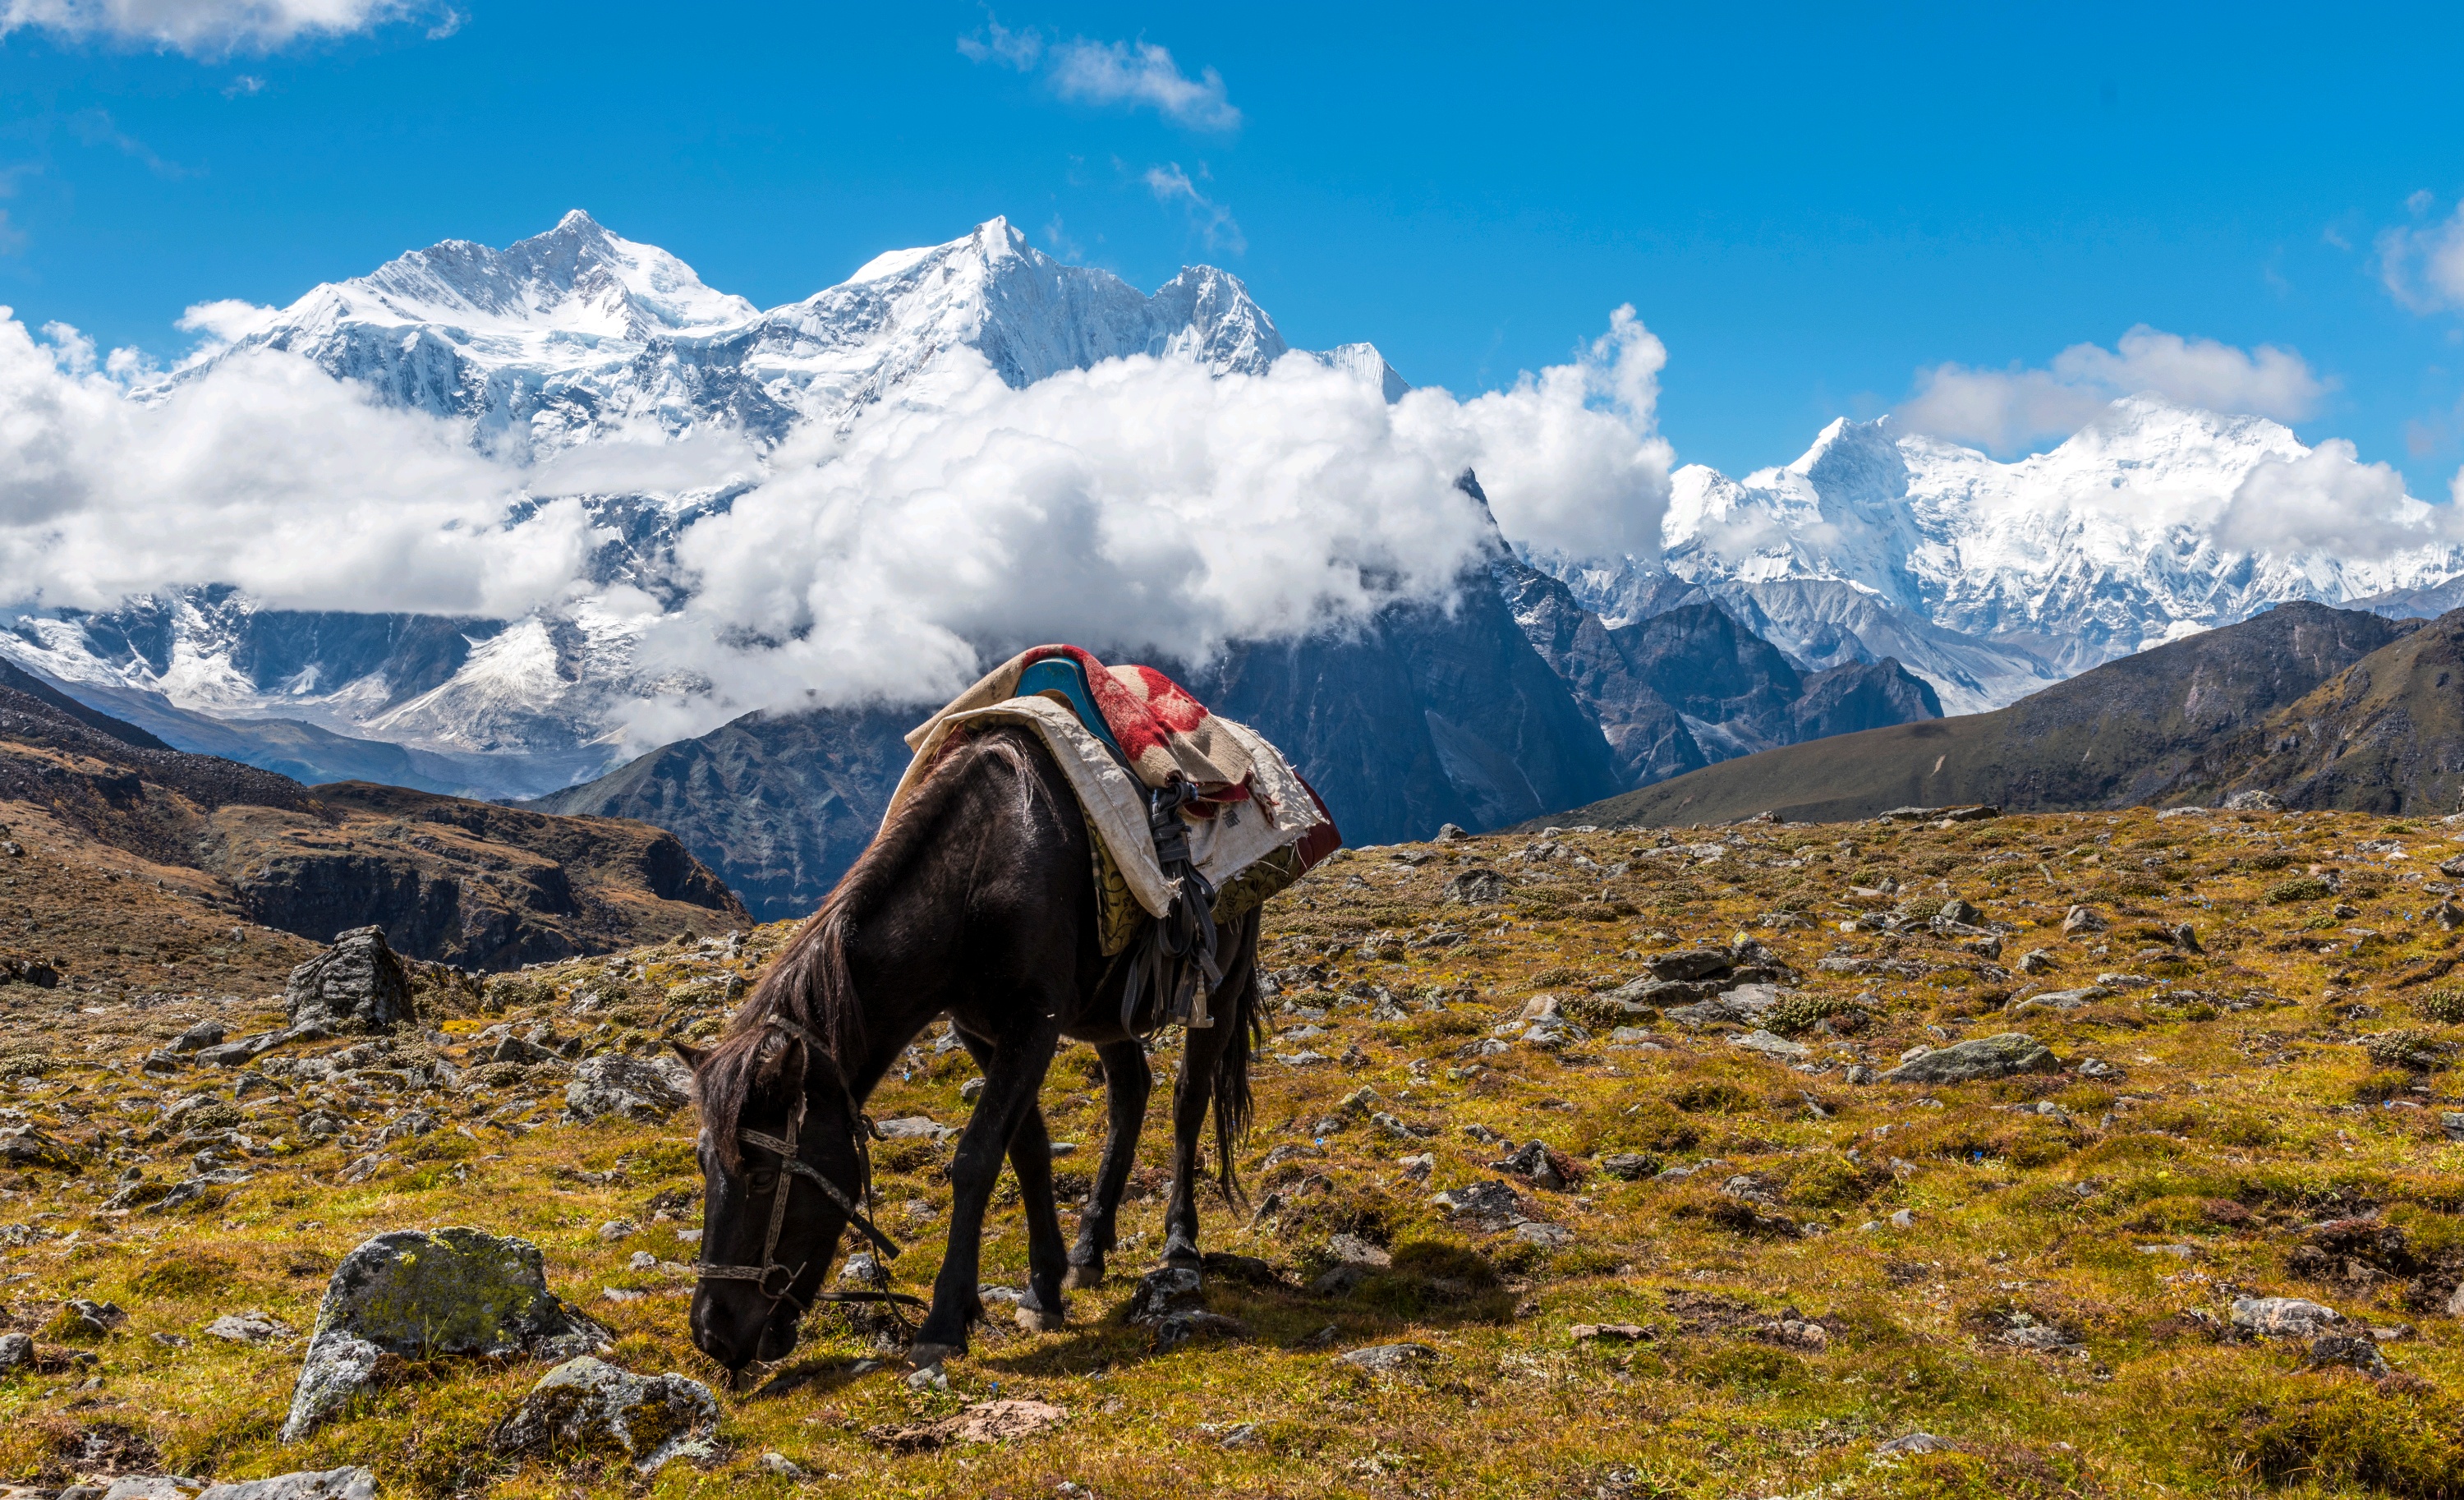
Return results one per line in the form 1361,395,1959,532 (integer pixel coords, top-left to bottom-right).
2215,439,2459,561
1142,163,1242,253
0,0,424,56
602,310,1672,737
174,297,280,345
960,21,1239,131
1898,325,2330,453
0,311,587,614
2377,196,2464,315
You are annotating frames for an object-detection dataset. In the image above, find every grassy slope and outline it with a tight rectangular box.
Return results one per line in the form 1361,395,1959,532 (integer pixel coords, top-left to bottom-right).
1548,602,2420,831
2,807,2462,1498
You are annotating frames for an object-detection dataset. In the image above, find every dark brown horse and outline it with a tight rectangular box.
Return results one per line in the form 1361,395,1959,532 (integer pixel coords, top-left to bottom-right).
678,725,1263,1373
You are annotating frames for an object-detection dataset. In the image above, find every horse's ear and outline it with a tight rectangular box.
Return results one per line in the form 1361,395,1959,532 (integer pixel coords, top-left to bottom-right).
752,1029,807,1100
670,1040,710,1071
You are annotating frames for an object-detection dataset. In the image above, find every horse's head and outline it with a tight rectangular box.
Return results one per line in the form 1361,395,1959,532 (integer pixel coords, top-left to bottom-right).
677,1024,866,1378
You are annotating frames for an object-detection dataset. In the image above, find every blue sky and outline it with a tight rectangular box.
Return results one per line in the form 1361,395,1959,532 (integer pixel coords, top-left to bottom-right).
3,1,2462,490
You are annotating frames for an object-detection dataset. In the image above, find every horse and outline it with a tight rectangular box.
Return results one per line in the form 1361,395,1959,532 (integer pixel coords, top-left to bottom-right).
677,724,1265,1374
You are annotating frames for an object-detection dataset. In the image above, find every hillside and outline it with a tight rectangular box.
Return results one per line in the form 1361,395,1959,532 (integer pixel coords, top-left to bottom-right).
0,804,2457,1497
1542,602,2419,830
0,678,745,972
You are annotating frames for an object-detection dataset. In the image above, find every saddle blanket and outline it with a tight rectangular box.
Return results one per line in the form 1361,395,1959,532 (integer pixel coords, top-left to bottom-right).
890,646,1339,940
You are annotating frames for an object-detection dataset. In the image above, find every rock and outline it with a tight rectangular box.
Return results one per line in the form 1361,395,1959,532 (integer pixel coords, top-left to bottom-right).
0,1331,30,1369
757,1453,806,1479
284,927,414,1033
1938,898,1983,926
2061,906,2109,936
283,1227,609,1442
1124,1267,1205,1323
2172,923,2203,953
204,1311,296,1345
875,1398,1069,1451
2013,987,2107,1013
1889,1209,1917,1230
1432,1178,1526,1231
2223,789,2284,812
1844,1064,1876,1084
2077,1058,2126,1080
195,1468,379,1499
1491,1139,1574,1189
1646,948,1733,982
875,1116,957,1143
169,1021,227,1055
1877,1432,1951,1455
490,1355,719,1475
1434,823,1469,842
2444,1112,2464,1144
1335,1342,1440,1373
1878,1033,2058,1084
1599,1153,1655,1180
1729,1028,1809,1059
2231,1296,2350,1339
1515,1221,1573,1247
2307,1334,2390,1378
0,1124,85,1171
62,1298,126,1337
1571,1323,1650,1343
1326,1233,1391,1269
563,1052,693,1124
1441,868,1508,904
2448,1282,2464,1318
2017,950,2057,975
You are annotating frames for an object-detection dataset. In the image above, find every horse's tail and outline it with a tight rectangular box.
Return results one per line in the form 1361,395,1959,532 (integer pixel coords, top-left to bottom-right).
1210,908,1264,1208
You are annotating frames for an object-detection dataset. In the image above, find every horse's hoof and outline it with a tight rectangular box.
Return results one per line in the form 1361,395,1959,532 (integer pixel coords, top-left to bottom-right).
1015,1304,1067,1333
1062,1263,1105,1291
1161,1243,1202,1270
906,1341,963,1370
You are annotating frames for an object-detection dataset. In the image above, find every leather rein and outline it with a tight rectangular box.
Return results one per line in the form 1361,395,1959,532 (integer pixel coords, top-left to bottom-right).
694,1015,926,1316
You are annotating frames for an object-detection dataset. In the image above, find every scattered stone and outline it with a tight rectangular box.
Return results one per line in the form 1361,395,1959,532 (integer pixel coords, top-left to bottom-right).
756,1453,806,1479
875,1116,957,1143
489,1355,719,1475
2306,1334,2390,1378
0,1332,30,1369
1515,1222,1573,1248
872,1398,1068,1451
2231,1296,2350,1340
1570,1323,1650,1344
1335,1342,1440,1373
1729,1028,1809,1059
195,1468,379,1499
2013,987,2107,1013
1441,868,1508,904
0,1124,85,1171
204,1312,295,1346
2061,907,2109,936
1326,1233,1391,1269
283,1227,609,1442
1876,1432,1951,1456
1879,1033,2058,1084
563,1052,693,1124
283,927,414,1033
2223,789,2284,812
1434,823,1469,842
168,1022,226,1055
2017,950,2057,975
1646,948,1733,982
1598,1153,1655,1180
1432,1179,1527,1232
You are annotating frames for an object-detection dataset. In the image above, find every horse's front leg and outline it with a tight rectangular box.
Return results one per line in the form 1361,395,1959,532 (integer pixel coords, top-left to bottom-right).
958,1029,1070,1331
911,1024,1058,1367
1160,1023,1226,1269
1066,1038,1152,1290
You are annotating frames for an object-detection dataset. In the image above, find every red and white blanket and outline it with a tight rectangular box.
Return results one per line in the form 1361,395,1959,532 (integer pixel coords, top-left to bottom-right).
891,645,1340,918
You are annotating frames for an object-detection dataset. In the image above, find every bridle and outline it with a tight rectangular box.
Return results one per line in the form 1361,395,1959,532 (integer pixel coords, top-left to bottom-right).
694,1015,926,1318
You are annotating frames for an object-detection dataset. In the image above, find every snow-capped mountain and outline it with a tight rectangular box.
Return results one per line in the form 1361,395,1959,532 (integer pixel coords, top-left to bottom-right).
10,213,1412,789
159,211,1406,456
1530,398,2464,714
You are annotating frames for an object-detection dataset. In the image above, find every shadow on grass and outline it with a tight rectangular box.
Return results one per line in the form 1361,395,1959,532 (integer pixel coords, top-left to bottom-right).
974,1240,1519,1378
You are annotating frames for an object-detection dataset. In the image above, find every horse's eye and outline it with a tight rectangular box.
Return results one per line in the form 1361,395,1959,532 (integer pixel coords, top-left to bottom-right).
750,1171,778,1193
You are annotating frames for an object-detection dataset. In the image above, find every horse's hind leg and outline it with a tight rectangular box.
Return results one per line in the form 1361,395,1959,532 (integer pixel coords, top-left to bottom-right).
1065,1038,1151,1291
1160,1020,1230,1268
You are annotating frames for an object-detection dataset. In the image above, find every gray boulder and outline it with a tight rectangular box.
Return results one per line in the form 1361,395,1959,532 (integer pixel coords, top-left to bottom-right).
564,1052,694,1123
1879,1033,2059,1084
1441,868,1507,904
2230,1295,2348,1339
282,1227,608,1442
1645,948,1733,982
197,1469,379,1499
2223,789,2284,812
285,927,414,1033
490,1355,719,1475
1336,1342,1440,1373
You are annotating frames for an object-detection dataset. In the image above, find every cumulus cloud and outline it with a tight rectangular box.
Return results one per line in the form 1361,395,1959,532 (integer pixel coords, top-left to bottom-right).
1898,325,2330,453
0,311,586,614
1142,163,1242,253
0,0,430,55
2215,439,2461,561
0,286,1674,738
2377,196,2464,315
960,19,1239,131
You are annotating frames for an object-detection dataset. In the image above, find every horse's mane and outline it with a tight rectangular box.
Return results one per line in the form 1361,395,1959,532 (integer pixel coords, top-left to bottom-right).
690,729,1050,1166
